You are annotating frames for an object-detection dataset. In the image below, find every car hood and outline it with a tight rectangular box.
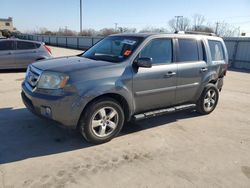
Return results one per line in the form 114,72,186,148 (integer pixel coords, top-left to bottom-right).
32,56,116,73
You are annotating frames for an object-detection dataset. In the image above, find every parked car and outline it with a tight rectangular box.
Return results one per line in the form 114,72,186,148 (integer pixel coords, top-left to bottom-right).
21,33,228,144
0,39,52,69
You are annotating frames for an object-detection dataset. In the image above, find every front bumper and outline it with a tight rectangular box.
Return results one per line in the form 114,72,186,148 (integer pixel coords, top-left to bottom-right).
21,82,82,128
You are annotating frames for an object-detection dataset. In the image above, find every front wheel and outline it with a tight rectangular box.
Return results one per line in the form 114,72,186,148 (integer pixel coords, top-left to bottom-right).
79,98,125,144
196,84,219,115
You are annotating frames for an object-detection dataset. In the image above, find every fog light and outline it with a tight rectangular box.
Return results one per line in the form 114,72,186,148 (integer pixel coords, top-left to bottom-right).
41,106,52,117
45,107,51,115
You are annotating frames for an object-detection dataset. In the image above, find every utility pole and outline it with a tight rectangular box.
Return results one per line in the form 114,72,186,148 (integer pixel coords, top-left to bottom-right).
175,16,183,32
215,22,219,35
114,23,118,31
80,0,83,33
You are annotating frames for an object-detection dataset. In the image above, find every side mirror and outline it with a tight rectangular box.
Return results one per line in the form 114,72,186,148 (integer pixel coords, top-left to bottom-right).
135,57,152,68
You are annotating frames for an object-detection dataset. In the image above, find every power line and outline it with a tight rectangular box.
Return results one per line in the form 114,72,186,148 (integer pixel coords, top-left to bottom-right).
175,16,183,32
209,15,250,20
215,22,220,35
114,23,118,31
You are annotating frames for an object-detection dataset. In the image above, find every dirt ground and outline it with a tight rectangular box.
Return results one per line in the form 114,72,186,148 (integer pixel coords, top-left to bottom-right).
0,46,250,188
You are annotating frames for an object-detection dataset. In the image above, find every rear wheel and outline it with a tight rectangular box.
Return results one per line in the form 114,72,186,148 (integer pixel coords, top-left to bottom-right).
79,98,125,144
196,84,219,115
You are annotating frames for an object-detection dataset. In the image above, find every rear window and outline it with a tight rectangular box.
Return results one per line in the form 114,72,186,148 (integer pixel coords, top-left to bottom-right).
208,40,225,61
178,39,199,62
17,41,36,50
0,41,14,51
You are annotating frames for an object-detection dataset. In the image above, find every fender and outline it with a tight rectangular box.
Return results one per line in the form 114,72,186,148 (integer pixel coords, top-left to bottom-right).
72,82,134,124
194,69,219,101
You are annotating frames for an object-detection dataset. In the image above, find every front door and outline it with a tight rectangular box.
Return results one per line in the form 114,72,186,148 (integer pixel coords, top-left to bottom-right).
132,38,177,113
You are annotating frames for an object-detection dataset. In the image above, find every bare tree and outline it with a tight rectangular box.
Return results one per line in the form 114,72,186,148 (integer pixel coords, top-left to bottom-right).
139,27,167,33
57,27,77,36
192,14,205,31
98,28,119,36
118,27,137,33
215,22,240,37
168,17,190,32
79,29,97,36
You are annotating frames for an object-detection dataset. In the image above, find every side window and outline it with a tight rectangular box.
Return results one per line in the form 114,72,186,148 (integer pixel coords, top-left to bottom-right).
139,38,172,65
16,41,36,50
178,39,199,62
208,40,225,61
0,41,14,51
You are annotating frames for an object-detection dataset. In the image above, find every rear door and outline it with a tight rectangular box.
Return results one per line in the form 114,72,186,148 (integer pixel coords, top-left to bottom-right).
132,38,177,113
13,41,39,68
176,38,207,104
0,40,15,69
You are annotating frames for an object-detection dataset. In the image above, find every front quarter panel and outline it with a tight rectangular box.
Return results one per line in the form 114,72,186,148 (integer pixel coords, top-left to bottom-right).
69,63,134,122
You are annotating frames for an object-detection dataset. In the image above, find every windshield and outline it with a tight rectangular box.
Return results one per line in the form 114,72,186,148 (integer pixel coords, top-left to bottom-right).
82,36,144,63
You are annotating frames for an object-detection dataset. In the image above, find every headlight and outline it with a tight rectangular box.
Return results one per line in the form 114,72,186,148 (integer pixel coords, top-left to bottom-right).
37,72,69,90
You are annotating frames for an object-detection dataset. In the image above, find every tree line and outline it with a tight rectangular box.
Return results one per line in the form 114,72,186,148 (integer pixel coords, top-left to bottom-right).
2,14,241,38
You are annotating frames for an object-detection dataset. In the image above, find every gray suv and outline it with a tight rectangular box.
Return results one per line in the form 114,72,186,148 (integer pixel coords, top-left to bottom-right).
0,39,52,69
21,33,228,144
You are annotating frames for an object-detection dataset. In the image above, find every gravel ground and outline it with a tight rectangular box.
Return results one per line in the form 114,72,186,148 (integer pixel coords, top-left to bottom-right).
0,46,250,188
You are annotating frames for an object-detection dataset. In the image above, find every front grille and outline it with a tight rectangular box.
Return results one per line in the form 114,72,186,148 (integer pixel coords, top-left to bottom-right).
25,65,42,91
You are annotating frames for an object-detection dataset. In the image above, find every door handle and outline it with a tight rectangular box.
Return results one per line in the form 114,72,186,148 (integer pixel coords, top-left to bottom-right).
8,52,12,55
164,71,176,78
200,67,208,72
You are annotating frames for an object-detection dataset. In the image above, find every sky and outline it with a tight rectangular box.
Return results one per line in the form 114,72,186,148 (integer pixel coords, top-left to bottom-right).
1,0,250,35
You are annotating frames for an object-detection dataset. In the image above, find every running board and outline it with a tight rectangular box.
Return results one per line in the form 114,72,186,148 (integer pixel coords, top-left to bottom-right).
133,104,196,121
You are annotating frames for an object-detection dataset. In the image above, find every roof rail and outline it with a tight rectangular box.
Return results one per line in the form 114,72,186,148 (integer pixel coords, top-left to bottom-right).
175,31,217,36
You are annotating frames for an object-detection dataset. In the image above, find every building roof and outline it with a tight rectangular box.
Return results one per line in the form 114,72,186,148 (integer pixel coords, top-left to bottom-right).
0,17,13,22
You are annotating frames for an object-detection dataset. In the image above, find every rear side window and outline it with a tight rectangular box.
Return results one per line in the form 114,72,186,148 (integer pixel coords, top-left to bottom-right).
139,38,172,65
17,41,36,50
208,40,225,61
178,39,199,62
0,41,14,51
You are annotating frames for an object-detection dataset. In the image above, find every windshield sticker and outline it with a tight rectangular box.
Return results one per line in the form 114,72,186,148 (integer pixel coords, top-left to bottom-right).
121,39,137,45
123,50,132,56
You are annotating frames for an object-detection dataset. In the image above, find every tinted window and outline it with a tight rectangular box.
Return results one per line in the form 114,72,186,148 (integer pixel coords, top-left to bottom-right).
17,41,36,50
208,40,225,61
139,38,172,65
178,39,199,62
0,41,14,51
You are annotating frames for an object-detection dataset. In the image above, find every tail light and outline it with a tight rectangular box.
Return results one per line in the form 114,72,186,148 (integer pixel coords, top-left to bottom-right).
43,45,52,55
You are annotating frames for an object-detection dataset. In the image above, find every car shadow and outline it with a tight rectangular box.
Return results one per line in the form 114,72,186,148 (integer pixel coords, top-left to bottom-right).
0,69,26,73
0,107,199,164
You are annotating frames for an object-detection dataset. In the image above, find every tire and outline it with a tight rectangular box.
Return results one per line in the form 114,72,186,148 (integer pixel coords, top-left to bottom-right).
196,84,219,115
79,98,125,144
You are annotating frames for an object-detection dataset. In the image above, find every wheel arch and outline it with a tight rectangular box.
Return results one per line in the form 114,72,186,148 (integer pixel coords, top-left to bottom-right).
77,93,131,128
